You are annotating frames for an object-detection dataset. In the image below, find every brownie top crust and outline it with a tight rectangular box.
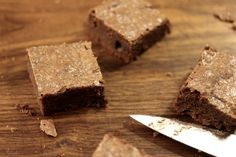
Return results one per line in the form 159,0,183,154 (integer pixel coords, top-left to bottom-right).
92,0,168,42
92,134,151,157
185,47,236,118
27,42,103,96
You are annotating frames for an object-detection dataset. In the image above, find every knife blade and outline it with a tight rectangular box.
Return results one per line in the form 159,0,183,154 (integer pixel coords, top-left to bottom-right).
130,115,236,157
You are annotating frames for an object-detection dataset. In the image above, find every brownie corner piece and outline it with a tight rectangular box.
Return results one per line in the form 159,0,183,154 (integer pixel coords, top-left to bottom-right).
175,46,236,132
27,42,107,116
92,134,152,157
88,0,170,63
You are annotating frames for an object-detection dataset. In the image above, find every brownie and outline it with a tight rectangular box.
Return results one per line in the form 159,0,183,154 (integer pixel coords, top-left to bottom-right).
88,0,170,63
175,46,236,132
92,134,152,157
27,42,106,116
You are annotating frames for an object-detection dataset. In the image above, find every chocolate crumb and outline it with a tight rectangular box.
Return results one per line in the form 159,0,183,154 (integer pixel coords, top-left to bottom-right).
213,11,235,23
211,129,231,138
16,104,37,116
173,130,179,136
165,72,173,77
153,132,159,137
40,119,57,137
213,9,236,32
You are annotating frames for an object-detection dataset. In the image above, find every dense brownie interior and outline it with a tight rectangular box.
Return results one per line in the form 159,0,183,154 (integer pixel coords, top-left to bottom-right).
41,86,106,115
176,88,236,132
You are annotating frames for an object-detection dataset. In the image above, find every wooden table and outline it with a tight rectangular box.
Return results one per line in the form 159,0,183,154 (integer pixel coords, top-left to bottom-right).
0,0,235,156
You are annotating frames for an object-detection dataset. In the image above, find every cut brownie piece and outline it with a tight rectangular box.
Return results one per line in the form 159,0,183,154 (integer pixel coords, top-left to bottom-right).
88,0,170,63
175,46,236,132
92,134,152,157
27,42,107,116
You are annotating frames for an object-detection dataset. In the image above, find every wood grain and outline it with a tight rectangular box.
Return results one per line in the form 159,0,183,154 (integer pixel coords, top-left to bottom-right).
0,0,236,156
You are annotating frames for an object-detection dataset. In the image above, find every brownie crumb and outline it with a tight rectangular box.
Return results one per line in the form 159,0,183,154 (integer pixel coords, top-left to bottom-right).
213,9,236,32
16,104,37,116
165,72,173,77
211,129,231,138
202,125,231,137
153,132,159,137
40,119,57,137
213,11,235,23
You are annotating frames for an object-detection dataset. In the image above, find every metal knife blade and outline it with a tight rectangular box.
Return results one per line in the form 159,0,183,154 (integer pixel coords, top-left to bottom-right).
130,115,236,157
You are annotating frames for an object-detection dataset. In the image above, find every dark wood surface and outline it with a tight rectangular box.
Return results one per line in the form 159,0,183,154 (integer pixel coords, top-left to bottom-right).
0,0,236,156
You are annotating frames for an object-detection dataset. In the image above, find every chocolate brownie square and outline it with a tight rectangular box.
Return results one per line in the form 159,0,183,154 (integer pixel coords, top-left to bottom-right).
175,46,236,132
92,134,152,157
27,42,106,116
88,0,170,63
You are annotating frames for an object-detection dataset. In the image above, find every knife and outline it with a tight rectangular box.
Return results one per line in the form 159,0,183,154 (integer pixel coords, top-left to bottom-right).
130,115,236,157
